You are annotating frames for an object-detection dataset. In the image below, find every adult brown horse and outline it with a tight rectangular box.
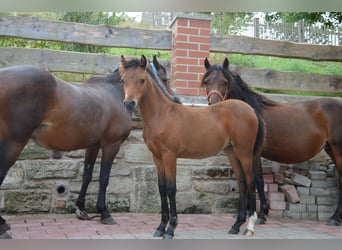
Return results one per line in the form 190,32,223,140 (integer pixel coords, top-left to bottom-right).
119,55,265,238
0,65,132,238
202,57,342,227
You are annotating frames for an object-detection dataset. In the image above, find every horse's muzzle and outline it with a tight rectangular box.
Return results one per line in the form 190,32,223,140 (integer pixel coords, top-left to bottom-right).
123,100,137,112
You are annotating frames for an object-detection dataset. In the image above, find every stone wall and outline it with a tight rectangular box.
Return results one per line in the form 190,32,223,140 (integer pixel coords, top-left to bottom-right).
0,108,338,220
0,129,242,216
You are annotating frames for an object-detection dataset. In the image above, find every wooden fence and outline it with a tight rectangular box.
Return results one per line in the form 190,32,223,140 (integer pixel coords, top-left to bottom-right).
0,15,341,99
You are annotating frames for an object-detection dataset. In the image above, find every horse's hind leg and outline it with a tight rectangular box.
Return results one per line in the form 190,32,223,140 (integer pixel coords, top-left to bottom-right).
76,145,100,220
324,142,342,226
327,165,342,226
254,158,268,224
224,147,248,234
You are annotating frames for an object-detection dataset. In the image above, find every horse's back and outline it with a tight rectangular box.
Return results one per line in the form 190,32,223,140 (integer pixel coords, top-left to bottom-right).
0,65,57,99
317,97,342,116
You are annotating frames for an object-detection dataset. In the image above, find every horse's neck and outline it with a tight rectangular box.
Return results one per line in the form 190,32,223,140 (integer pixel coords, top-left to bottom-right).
139,79,171,123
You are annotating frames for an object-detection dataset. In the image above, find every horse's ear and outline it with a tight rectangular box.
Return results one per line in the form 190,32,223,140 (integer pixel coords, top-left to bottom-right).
153,55,160,69
204,58,211,70
140,55,147,68
120,55,126,64
223,58,229,69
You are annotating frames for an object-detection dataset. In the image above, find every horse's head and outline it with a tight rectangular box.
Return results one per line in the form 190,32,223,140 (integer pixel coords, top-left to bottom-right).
201,57,232,105
120,55,148,112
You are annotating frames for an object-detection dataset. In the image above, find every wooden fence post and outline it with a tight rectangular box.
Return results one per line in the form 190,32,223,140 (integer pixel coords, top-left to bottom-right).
254,18,260,38
298,20,304,43
169,15,211,96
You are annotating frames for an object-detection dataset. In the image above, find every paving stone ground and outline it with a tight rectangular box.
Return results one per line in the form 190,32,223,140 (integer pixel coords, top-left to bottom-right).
3,213,342,239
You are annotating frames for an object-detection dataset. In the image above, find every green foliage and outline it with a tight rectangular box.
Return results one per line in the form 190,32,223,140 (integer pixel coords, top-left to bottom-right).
59,12,125,26
205,12,253,35
265,12,342,27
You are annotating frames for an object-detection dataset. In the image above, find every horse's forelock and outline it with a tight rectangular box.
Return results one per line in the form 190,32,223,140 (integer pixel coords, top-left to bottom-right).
201,64,222,86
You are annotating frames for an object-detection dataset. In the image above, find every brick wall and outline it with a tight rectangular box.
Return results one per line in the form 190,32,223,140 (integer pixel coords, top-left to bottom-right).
170,15,210,96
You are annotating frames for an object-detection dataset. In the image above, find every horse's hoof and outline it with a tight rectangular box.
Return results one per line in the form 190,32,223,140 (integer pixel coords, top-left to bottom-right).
326,219,341,226
51,150,63,159
243,229,254,236
0,231,12,239
101,216,117,225
0,221,11,234
256,217,266,225
163,233,174,239
153,230,165,237
76,209,90,220
228,228,239,235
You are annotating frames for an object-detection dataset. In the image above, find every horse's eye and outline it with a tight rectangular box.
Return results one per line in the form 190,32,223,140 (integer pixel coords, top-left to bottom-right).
140,79,145,85
203,79,208,85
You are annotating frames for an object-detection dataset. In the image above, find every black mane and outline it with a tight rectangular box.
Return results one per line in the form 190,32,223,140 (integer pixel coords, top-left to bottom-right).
146,63,182,104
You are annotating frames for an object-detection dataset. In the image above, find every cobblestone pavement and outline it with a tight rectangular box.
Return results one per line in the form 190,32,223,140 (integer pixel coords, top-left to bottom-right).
3,213,342,239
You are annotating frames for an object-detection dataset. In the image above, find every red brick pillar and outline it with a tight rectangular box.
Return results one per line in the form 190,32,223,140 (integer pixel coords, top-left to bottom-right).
169,15,211,96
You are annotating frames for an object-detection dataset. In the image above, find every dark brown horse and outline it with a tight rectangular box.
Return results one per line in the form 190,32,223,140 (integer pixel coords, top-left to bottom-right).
0,65,132,238
202,57,342,227
120,55,265,238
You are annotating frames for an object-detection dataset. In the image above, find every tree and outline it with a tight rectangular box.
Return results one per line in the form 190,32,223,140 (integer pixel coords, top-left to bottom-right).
200,12,253,35
265,12,342,27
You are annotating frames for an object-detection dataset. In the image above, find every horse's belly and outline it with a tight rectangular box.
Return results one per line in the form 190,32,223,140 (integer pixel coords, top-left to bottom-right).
262,137,325,164
32,122,100,151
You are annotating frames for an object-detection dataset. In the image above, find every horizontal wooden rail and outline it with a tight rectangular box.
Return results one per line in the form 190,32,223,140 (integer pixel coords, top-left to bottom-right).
0,16,172,50
0,47,171,75
1,47,340,93
210,35,342,62
1,16,341,62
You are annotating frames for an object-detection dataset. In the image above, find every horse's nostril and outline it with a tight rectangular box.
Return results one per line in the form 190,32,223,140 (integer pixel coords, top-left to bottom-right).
124,100,136,111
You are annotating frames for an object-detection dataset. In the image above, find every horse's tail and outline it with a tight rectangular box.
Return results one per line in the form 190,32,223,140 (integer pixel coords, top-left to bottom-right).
253,113,266,158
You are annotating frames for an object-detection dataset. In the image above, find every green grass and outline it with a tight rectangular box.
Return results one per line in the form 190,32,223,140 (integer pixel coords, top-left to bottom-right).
210,53,342,76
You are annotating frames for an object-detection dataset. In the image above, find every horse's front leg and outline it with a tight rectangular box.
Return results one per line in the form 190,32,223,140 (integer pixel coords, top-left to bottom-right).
162,152,178,239
96,143,121,225
76,145,100,220
164,181,177,239
152,155,169,237
0,140,29,239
